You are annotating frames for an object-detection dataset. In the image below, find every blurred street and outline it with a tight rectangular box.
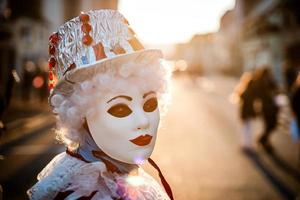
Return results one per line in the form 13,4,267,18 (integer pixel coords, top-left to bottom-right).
149,75,300,200
0,100,60,199
1,75,300,200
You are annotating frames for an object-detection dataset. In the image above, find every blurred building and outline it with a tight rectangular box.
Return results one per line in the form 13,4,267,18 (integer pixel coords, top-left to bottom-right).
0,0,48,101
173,3,242,75
174,0,300,83
238,0,300,86
2,0,119,64
174,34,216,75
0,0,119,101
215,9,242,75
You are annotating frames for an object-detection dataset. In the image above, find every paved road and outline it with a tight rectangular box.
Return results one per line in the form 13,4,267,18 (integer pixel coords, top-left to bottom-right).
146,75,300,200
1,75,300,200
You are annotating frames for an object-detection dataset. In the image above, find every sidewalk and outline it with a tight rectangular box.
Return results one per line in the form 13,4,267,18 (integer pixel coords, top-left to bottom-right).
3,98,50,124
0,98,55,152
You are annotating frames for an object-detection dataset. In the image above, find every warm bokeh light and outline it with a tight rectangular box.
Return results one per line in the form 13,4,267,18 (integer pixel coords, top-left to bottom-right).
175,60,188,71
119,0,235,45
32,76,44,89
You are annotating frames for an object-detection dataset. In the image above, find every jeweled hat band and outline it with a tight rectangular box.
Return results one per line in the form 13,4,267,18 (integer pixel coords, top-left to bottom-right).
48,10,144,90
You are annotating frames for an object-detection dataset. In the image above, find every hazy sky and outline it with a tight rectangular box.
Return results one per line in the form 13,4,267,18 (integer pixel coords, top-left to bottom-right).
119,0,235,45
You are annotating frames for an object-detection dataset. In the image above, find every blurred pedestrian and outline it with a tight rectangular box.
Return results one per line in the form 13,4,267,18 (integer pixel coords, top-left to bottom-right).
0,48,16,135
0,184,2,200
254,67,279,152
283,62,298,95
234,72,256,151
290,73,300,138
290,72,300,163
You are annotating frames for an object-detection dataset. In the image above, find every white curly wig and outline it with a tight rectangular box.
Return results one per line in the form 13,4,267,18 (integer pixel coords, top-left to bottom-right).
50,59,172,150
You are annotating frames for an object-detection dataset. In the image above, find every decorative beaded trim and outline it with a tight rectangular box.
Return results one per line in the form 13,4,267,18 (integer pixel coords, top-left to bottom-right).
80,12,93,46
48,32,59,91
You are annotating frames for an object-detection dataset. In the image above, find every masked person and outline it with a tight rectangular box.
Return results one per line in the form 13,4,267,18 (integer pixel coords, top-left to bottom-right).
27,10,173,200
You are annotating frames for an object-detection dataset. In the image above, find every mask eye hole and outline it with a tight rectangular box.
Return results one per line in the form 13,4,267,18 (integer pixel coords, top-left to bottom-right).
107,104,132,118
143,97,158,112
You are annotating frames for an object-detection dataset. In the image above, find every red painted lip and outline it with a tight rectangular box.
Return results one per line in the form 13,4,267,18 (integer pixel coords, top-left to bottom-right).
130,134,153,146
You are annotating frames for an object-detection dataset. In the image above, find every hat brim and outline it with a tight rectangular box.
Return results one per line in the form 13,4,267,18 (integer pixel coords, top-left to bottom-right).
51,49,163,98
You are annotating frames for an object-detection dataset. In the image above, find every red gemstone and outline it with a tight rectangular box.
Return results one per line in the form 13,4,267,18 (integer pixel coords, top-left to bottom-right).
81,23,92,33
82,34,93,45
48,63,53,70
79,13,89,22
49,45,55,55
49,32,59,45
49,83,54,89
49,57,56,68
49,71,53,80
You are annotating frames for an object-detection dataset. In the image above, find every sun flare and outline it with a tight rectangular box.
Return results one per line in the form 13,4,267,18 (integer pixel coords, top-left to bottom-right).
119,0,235,45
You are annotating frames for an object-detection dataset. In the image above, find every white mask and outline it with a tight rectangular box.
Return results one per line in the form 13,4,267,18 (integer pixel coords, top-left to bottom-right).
86,86,160,164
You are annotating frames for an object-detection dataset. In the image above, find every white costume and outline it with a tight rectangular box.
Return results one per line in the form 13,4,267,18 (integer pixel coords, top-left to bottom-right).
28,152,170,200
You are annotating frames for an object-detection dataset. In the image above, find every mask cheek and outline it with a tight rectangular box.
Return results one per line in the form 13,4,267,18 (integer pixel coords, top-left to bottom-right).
149,110,160,134
104,116,134,138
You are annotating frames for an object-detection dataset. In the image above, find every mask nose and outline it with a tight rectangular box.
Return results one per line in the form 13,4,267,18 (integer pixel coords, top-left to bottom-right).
136,110,150,130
